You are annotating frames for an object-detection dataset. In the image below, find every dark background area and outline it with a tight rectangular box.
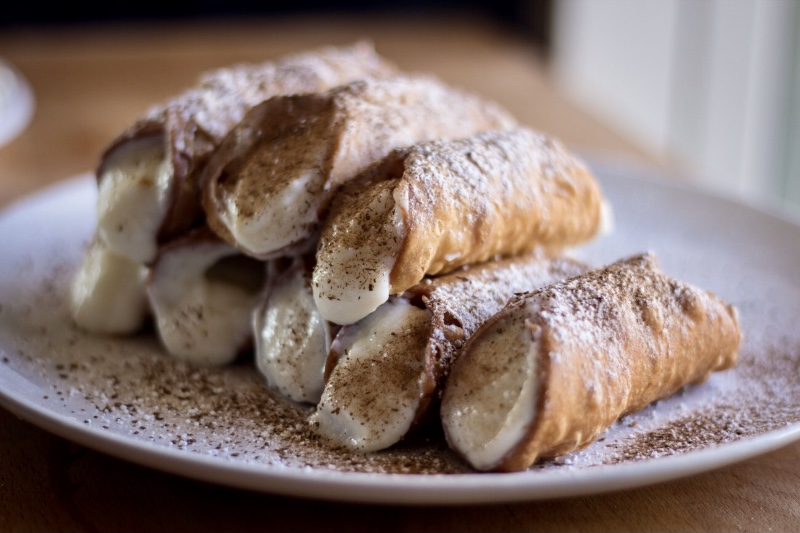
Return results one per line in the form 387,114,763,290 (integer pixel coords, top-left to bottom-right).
0,0,554,52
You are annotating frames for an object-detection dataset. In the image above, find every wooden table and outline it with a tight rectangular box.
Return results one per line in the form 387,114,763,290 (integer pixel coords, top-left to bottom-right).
1,14,798,531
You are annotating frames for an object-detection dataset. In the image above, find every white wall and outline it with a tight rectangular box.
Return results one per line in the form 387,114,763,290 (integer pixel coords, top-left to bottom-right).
552,0,800,213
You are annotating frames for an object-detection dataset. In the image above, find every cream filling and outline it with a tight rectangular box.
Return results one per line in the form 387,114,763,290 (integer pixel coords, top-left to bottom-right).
96,137,173,264
147,242,261,366
311,298,431,452
312,184,404,325
223,169,320,258
70,241,148,334
254,266,331,404
441,303,540,471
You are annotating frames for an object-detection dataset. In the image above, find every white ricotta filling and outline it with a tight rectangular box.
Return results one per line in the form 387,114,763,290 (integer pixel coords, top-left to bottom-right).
312,184,404,325
96,138,173,263
311,298,431,452
224,169,320,257
313,252,393,326
254,266,331,404
70,241,148,334
147,242,260,366
442,303,540,471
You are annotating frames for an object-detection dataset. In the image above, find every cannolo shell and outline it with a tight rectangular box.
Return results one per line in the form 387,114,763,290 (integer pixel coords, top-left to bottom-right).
443,252,741,472
390,127,604,291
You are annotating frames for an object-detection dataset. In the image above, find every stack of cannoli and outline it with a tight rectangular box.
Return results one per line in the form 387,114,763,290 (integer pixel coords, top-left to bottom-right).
70,42,742,472
71,41,398,337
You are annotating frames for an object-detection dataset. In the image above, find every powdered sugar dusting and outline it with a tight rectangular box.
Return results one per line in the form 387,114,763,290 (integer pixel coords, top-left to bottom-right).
1,171,800,478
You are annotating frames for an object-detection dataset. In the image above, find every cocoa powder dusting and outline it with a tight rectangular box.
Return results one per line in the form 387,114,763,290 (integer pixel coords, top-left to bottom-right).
601,342,800,465
0,259,466,474
3,183,800,476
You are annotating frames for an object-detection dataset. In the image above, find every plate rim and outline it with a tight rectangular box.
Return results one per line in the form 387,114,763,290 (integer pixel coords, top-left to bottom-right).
2,374,799,505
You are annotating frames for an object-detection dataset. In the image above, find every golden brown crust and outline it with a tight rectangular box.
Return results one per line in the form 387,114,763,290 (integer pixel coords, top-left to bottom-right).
446,252,741,472
391,128,604,291
98,41,396,244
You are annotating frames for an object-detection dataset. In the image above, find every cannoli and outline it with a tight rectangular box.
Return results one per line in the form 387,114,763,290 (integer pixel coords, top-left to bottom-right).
440,252,741,472
253,256,339,404
146,227,266,366
312,126,607,326
73,42,394,336
311,254,590,453
201,73,516,260
70,239,149,334
96,41,395,264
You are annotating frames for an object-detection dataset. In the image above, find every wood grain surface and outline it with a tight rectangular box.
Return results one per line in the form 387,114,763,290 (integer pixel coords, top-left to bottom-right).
0,14,798,532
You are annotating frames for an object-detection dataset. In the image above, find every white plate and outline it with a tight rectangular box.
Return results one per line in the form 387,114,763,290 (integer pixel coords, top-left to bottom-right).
0,59,35,147
1,166,800,505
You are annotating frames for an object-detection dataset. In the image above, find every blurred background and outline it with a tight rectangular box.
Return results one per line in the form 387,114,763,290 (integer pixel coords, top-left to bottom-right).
1,0,799,216
553,0,800,218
